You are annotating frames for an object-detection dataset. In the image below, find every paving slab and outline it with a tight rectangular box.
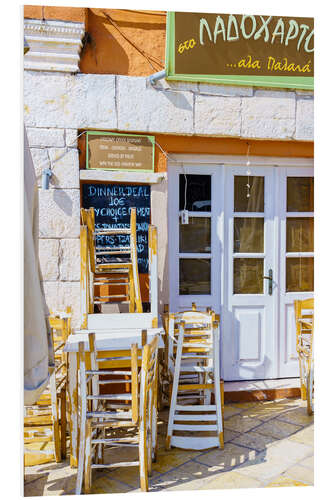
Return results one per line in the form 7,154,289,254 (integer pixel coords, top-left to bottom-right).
194,443,257,469
203,470,263,490
224,414,263,433
254,419,302,439
265,475,309,488
288,424,314,446
282,464,314,485
230,430,278,452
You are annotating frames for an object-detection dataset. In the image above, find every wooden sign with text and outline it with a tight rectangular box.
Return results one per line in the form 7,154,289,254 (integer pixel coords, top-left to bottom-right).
86,132,155,172
166,12,314,89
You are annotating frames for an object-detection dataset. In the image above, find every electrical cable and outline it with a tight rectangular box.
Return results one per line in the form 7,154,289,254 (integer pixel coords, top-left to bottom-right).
102,11,164,71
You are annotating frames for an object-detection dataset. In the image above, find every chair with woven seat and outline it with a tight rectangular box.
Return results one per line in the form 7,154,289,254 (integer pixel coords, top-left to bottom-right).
75,332,159,494
165,309,223,450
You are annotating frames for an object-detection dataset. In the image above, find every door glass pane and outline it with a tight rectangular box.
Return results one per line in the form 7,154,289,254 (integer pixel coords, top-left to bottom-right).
234,218,264,253
287,177,314,212
179,258,211,295
180,217,211,253
234,176,264,212
179,174,211,212
286,257,314,292
233,258,263,294
286,218,314,252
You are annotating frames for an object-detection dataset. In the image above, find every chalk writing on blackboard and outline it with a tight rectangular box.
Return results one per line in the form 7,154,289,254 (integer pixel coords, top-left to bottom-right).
82,183,151,273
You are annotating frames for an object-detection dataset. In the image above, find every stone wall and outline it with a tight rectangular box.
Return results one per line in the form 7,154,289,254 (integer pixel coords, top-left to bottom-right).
24,71,314,327
24,72,314,141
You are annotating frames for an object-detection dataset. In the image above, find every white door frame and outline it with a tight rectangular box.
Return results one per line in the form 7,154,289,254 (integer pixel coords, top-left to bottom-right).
168,154,314,381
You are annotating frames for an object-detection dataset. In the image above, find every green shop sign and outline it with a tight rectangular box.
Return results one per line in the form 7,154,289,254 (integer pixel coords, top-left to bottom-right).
166,11,314,89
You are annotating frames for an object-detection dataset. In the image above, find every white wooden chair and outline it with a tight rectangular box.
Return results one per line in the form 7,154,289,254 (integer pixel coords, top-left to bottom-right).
166,310,224,450
75,332,159,494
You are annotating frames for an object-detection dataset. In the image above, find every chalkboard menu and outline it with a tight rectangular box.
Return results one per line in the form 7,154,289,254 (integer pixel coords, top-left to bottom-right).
86,131,155,172
82,183,151,274
166,11,314,89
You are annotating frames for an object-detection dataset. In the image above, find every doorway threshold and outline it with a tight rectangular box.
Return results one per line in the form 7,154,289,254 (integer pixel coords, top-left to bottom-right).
224,378,301,403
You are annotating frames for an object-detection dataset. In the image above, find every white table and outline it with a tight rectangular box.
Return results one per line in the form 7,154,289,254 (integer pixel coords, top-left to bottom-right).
64,327,164,467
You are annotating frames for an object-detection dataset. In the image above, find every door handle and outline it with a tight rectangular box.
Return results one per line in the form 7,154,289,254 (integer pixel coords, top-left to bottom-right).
262,269,273,296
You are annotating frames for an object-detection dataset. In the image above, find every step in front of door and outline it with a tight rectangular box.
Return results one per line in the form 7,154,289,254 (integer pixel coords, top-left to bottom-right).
224,378,301,403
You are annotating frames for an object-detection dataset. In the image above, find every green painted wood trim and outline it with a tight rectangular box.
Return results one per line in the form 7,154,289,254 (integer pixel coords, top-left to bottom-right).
85,131,155,173
165,11,314,91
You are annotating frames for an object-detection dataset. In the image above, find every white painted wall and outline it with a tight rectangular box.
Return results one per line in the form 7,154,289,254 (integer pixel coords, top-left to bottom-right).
24,71,313,327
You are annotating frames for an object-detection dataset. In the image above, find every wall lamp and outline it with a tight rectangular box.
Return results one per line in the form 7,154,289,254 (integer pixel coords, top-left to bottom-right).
24,36,30,55
42,168,53,190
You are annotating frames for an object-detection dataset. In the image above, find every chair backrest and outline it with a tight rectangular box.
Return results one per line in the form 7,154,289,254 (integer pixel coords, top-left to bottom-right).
81,331,158,425
81,207,96,274
294,298,314,342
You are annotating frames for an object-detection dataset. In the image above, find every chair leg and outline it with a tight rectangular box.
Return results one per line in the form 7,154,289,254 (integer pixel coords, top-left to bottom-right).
139,421,148,492
139,370,149,492
84,420,92,494
53,420,62,463
60,386,67,459
152,373,158,462
147,390,153,476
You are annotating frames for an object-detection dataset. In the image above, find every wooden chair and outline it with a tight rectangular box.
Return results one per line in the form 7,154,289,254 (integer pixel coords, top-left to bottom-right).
166,309,224,450
24,308,72,465
81,207,142,313
294,298,314,414
49,306,72,456
75,332,159,494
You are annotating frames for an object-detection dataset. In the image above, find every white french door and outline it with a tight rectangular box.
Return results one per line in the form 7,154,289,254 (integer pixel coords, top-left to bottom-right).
168,157,314,381
223,166,277,380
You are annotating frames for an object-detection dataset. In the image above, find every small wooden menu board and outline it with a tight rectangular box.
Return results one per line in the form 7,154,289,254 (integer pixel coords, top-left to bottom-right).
86,131,155,172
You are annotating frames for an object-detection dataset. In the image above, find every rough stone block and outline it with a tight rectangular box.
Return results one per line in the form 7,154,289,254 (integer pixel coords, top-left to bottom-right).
154,79,199,93
195,94,241,136
43,281,81,328
59,239,80,281
295,98,314,141
38,239,59,281
30,148,50,186
24,72,117,129
27,127,65,147
48,148,80,188
38,188,80,238
118,76,194,135
66,129,78,147
241,90,296,139
198,83,254,97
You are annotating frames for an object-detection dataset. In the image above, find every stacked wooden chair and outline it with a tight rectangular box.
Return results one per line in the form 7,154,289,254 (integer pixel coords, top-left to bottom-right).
80,207,142,314
294,298,314,415
165,305,224,450
24,308,72,465
75,332,159,495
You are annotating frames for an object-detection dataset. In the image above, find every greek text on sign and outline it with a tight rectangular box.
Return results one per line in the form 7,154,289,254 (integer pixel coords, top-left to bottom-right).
86,131,155,172
166,12,314,89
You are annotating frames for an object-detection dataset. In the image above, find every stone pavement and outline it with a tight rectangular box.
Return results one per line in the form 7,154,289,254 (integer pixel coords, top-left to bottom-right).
24,397,314,495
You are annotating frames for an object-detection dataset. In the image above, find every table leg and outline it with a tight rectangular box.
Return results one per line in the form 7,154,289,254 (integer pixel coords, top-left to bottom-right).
68,351,79,467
